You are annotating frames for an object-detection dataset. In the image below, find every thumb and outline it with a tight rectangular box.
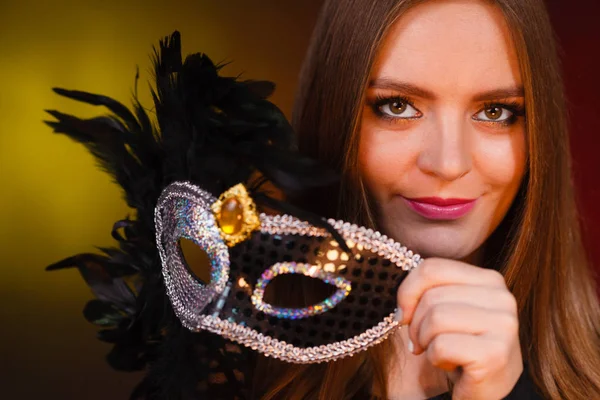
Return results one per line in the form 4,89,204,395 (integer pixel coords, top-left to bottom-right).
448,366,463,383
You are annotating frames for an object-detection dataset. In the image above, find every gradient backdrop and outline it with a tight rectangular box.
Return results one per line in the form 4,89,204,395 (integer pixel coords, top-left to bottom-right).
0,1,598,398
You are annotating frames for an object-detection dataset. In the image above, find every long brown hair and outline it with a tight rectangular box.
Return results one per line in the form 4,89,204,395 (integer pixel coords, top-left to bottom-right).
254,0,600,398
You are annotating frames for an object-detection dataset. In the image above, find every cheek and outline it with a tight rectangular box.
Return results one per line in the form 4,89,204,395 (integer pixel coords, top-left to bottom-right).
474,130,527,191
358,123,420,198
358,133,386,194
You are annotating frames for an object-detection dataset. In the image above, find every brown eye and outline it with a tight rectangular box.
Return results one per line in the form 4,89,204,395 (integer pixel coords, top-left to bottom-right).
376,98,420,119
474,105,514,123
389,100,407,115
484,106,503,120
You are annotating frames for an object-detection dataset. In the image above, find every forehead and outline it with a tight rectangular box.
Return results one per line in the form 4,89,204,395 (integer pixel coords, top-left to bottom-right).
372,0,522,93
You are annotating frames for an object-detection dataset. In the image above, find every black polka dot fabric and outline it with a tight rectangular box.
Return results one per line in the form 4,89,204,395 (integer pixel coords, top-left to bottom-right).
184,231,409,348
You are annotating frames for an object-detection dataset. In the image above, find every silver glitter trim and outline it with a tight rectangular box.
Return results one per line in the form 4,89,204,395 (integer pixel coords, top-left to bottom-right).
194,312,401,364
259,215,422,271
155,181,230,328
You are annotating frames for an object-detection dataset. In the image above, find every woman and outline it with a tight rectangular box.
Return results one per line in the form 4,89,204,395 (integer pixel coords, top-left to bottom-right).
45,0,600,398
252,0,600,399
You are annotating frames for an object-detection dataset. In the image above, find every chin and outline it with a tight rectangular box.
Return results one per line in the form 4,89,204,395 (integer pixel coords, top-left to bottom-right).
411,242,472,261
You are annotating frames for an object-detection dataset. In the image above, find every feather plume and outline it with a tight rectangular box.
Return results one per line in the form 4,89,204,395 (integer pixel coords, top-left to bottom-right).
45,31,342,398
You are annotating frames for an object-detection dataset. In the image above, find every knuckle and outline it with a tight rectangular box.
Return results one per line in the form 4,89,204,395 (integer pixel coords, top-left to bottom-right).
502,292,518,312
492,345,510,367
428,336,447,364
396,290,411,314
500,312,519,335
486,269,507,287
468,368,488,385
418,259,437,280
485,341,509,368
427,305,447,330
416,318,430,345
420,289,438,310
408,320,419,339
417,328,427,348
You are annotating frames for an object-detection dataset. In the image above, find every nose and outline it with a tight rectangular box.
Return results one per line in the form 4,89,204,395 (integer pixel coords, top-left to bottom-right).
416,111,472,181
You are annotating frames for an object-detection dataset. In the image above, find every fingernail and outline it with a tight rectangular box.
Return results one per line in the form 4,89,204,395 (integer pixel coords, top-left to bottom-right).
394,308,403,323
407,338,414,353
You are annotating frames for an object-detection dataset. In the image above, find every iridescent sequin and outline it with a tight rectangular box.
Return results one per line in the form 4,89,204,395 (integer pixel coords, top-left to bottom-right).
251,262,352,319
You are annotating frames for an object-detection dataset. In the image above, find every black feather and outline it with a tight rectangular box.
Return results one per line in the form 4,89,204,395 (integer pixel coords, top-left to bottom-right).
45,30,342,398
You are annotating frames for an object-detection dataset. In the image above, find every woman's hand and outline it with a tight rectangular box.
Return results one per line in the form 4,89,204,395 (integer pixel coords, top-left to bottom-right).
396,258,523,400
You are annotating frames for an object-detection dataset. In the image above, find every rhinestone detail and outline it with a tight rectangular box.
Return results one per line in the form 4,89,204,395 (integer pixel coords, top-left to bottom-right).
196,312,400,364
251,261,352,319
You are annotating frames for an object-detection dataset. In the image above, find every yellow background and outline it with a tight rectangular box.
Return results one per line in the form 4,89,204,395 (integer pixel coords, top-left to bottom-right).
0,1,321,398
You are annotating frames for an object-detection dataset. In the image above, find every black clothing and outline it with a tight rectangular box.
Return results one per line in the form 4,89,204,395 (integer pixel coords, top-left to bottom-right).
194,333,543,400
429,364,543,399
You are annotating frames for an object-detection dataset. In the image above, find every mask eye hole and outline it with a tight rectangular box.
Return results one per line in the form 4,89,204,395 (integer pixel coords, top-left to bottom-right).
263,274,338,308
251,262,352,319
179,238,212,285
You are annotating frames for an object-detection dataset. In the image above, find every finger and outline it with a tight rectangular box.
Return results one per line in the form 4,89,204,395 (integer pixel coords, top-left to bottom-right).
426,333,508,373
397,258,507,324
426,333,523,400
408,285,517,352
411,303,518,355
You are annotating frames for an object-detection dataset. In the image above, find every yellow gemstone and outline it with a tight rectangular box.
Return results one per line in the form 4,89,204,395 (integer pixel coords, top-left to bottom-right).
219,197,244,234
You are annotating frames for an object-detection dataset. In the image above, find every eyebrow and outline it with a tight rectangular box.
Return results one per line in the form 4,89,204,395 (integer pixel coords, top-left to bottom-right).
368,78,524,101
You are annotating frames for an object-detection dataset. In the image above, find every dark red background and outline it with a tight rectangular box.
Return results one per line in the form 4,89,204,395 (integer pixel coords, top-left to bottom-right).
548,0,600,277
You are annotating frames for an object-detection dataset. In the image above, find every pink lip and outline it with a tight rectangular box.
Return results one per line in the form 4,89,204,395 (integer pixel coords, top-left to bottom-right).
403,197,477,220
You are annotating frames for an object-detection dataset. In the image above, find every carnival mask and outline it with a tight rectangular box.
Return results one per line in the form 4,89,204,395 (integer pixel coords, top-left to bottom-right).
155,181,422,363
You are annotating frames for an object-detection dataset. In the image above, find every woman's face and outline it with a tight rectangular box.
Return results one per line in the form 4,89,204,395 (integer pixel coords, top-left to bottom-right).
358,0,527,261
